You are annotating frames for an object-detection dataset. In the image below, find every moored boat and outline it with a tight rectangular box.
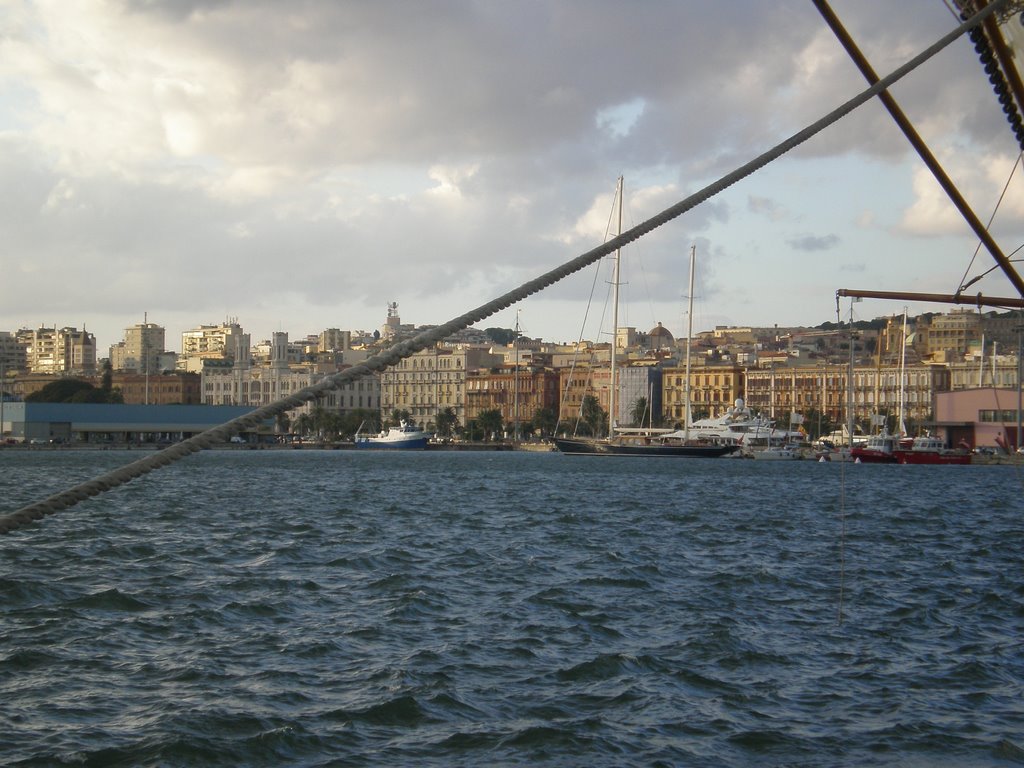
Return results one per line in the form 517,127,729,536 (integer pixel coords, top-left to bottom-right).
751,444,802,461
354,421,430,450
552,434,739,458
895,434,971,465
850,431,899,464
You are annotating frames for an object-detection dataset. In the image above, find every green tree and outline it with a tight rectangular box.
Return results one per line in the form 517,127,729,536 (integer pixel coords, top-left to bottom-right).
27,379,97,403
276,411,291,435
533,406,558,437
630,397,649,427
100,360,113,393
293,413,313,436
389,409,412,426
340,409,380,439
581,394,606,437
435,407,459,439
801,407,834,441
477,409,504,441
463,418,483,441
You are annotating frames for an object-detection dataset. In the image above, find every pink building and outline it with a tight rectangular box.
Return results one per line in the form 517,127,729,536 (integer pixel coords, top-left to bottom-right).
934,388,1023,451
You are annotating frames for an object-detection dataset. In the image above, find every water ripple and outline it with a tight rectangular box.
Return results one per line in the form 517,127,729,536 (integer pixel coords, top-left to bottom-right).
1,451,1022,766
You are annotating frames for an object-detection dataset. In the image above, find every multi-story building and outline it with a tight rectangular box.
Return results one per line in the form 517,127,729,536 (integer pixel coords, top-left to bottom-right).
179,321,247,372
109,321,166,373
200,332,381,418
918,309,981,359
745,363,846,424
380,345,503,428
319,328,351,352
661,362,743,425
20,326,96,375
0,331,27,376
557,364,610,429
948,356,1020,390
744,361,951,431
464,364,560,432
112,372,201,405
615,363,663,427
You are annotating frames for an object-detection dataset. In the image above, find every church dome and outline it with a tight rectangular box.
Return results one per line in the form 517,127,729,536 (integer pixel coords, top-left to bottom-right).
648,322,675,346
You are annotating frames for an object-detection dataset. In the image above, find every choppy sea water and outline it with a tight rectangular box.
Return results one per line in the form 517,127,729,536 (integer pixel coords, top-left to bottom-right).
1,449,1022,767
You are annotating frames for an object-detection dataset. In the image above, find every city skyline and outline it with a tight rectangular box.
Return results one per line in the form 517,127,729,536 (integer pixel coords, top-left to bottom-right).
6,301,1019,363
4,3,1024,351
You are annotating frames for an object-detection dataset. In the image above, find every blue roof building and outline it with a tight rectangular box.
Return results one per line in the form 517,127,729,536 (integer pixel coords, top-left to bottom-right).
1,403,273,443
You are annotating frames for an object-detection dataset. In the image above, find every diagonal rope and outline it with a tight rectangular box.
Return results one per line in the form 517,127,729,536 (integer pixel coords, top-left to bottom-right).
0,0,1007,535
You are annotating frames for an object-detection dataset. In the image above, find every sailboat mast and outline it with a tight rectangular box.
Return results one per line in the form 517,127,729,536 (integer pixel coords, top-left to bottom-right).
684,245,695,441
513,308,520,444
608,176,623,441
898,308,907,436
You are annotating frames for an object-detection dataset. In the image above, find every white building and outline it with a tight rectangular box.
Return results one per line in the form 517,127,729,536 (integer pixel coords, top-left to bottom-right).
110,321,166,373
179,321,248,373
200,331,380,418
19,326,96,375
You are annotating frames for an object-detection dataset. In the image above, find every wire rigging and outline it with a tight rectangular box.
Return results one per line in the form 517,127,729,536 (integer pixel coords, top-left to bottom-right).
956,151,1024,295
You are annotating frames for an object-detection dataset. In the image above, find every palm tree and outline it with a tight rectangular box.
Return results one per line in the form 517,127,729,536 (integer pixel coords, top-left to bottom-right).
533,406,558,437
630,397,649,428
581,394,606,437
477,409,504,441
436,407,459,439
293,413,313,436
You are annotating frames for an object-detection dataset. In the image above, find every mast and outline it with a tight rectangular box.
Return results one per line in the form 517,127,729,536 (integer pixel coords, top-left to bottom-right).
513,309,520,444
898,308,907,436
979,332,985,387
608,176,623,441
684,245,695,441
846,300,855,447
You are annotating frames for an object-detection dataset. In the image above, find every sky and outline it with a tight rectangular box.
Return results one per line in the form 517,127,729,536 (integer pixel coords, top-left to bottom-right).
3,0,1024,354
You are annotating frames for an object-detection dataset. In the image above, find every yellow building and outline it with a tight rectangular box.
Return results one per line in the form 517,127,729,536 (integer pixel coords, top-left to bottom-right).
745,362,951,431
380,345,503,428
661,362,743,424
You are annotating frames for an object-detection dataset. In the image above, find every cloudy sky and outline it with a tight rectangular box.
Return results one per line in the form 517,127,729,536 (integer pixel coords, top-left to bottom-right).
3,0,1024,353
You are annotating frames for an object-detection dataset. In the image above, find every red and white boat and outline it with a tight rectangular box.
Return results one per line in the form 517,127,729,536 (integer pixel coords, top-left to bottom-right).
850,431,900,464
895,434,971,466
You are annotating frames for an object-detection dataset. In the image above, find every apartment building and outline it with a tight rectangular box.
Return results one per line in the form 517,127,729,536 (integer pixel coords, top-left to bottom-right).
201,331,381,420
19,327,96,375
380,345,503,428
744,362,950,429
109,322,166,373
917,309,981,358
0,331,26,376
464,364,560,431
661,362,743,424
179,321,247,372
557,364,609,428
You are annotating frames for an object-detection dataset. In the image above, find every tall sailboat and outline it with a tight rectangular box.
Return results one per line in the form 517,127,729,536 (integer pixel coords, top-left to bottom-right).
553,199,737,458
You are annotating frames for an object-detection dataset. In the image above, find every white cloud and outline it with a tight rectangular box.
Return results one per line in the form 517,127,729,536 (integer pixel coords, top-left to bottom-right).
2,0,1023,349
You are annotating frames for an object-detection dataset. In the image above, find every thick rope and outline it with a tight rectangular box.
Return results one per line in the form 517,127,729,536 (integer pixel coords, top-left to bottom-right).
0,0,1006,535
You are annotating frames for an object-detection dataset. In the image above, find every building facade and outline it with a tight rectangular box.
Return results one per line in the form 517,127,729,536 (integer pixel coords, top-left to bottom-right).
662,362,743,425
110,322,166,373
19,327,96,375
380,345,503,428
464,364,560,432
112,372,201,405
179,322,247,372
